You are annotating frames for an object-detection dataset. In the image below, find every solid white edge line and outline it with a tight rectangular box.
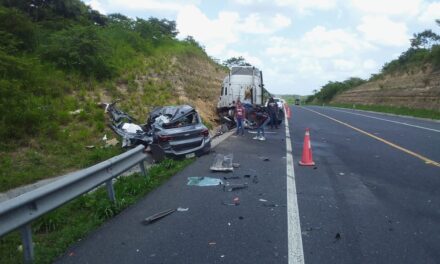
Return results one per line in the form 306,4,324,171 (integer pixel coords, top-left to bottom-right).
285,106,305,264
328,107,440,133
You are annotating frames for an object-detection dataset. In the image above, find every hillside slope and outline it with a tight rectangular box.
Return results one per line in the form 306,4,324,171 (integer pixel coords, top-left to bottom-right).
332,67,440,111
0,1,227,192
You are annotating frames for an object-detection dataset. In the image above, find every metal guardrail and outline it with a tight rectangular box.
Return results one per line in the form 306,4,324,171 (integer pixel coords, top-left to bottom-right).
0,145,148,263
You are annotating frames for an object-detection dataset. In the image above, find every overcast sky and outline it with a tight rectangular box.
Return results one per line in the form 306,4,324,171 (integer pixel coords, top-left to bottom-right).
84,0,440,95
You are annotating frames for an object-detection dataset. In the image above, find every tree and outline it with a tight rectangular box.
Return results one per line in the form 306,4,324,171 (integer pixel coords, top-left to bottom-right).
223,56,251,67
410,30,440,49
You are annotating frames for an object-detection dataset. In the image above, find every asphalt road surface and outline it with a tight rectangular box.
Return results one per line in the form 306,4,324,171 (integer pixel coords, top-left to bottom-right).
55,106,440,264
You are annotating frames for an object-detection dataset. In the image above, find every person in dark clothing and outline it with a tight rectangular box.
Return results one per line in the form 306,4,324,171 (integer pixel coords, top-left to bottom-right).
253,106,270,141
267,97,279,129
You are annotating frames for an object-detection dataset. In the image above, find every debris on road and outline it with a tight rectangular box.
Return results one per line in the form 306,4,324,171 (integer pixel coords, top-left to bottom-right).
335,233,341,240
187,177,223,186
210,154,234,172
260,156,270,161
177,207,189,212
258,199,268,202
244,174,251,178
142,208,176,225
252,175,259,184
208,242,217,246
223,176,240,180
223,183,248,192
232,163,240,168
233,197,240,205
85,145,95,149
238,216,244,220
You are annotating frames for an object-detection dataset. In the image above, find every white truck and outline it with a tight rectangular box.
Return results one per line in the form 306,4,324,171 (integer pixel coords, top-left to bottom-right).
217,66,267,122
217,66,282,127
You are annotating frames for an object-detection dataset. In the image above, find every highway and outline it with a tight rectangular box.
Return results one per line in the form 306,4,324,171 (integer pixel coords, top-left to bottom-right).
55,106,440,264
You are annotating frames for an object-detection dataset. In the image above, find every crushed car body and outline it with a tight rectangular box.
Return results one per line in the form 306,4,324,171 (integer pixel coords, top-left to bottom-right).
103,102,211,160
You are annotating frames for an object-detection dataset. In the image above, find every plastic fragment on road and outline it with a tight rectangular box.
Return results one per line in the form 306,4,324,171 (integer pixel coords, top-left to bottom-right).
142,208,176,225
177,207,189,212
187,177,223,186
259,199,268,202
210,154,234,172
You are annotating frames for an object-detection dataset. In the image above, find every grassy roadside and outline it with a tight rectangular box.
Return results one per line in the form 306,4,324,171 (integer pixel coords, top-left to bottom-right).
325,103,440,120
0,158,193,264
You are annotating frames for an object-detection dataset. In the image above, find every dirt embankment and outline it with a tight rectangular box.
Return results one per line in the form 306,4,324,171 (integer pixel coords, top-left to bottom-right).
107,54,227,127
332,67,440,111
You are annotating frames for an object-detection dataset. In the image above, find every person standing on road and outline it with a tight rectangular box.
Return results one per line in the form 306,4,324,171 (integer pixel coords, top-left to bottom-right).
235,99,245,136
267,97,279,129
253,106,270,141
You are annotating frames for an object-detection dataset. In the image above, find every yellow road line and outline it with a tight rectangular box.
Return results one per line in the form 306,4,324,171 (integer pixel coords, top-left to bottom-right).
303,107,440,168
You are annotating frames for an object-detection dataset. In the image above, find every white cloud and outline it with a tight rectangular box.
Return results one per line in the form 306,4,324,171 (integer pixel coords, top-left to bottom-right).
177,6,239,56
225,50,264,67
177,6,291,57
239,13,291,34
107,0,199,12
333,59,356,71
418,2,440,24
267,26,371,59
350,0,423,17
275,0,337,12
357,16,409,46
84,0,107,14
363,59,378,70
273,14,292,28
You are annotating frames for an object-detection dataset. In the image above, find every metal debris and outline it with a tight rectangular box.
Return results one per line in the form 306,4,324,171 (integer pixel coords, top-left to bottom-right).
142,209,176,225
210,154,234,172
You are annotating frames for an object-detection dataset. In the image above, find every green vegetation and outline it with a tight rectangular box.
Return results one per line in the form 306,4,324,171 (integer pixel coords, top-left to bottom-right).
0,158,193,264
0,1,214,190
329,103,440,120
308,20,440,104
306,77,366,104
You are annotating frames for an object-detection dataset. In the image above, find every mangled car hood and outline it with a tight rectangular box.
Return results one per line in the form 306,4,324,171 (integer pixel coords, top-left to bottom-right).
148,105,196,125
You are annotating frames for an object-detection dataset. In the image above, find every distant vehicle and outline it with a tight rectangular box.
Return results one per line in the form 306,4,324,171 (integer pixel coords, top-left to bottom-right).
104,102,211,161
295,98,301,105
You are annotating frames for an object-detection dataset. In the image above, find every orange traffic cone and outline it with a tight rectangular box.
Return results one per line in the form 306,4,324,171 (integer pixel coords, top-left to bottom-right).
299,128,315,166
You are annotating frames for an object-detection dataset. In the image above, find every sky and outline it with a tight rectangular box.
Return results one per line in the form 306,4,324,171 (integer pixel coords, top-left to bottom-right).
83,0,440,95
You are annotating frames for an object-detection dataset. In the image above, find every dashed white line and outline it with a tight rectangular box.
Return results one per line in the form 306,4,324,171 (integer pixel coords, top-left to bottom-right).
328,108,440,133
285,106,305,264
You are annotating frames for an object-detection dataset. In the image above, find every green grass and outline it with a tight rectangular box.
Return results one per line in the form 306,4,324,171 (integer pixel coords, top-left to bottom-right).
328,103,440,120
0,158,193,264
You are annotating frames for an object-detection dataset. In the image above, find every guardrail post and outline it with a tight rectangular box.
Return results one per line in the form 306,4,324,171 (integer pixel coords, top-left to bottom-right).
20,224,34,264
139,161,147,177
105,180,116,203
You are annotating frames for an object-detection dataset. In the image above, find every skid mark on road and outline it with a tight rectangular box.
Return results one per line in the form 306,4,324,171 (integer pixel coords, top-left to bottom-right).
285,107,305,264
303,107,440,168
328,108,440,133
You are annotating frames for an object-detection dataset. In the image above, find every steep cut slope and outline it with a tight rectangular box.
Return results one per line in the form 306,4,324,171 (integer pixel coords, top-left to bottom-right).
332,67,440,111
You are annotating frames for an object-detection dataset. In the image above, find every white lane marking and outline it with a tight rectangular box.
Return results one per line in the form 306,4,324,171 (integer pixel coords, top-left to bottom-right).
285,106,305,264
327,107,440,133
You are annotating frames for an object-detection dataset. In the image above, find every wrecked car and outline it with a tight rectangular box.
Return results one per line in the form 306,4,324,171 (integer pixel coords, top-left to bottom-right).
103,102,211,161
